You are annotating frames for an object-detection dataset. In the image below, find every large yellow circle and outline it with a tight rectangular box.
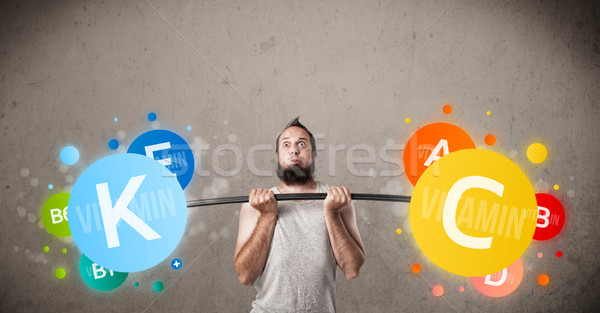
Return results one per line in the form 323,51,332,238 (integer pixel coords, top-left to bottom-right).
409,149,537,276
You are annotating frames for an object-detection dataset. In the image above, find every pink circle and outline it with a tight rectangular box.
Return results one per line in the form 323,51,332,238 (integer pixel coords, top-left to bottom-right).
432,285,444,297
470,258,524,298
537,252,543,258
459,286,465,292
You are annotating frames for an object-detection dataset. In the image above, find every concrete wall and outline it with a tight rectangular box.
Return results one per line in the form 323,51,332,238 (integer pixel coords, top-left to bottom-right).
1,0,599,312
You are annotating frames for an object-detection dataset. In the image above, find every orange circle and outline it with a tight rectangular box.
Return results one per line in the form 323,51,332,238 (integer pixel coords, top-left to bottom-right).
411,264,422,273
459,286,464,292
402,123,476,186
443,105,453,114
485,134,496,145
538,274,550,286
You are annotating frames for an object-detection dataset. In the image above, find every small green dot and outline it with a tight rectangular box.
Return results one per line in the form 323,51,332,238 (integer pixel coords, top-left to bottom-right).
62,248,67,254
43,246,49,253
133,282,139,287
55,268,66,279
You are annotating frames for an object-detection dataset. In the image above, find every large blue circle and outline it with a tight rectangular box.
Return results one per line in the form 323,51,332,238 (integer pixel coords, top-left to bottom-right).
68,153,187,272
127,129,195,189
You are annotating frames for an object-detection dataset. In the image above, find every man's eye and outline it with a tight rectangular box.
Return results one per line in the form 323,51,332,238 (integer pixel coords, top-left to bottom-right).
283,143,289,146
299,142,305,147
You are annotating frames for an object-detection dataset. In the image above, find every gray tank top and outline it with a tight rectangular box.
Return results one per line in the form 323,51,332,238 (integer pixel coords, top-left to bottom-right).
250,181,337,313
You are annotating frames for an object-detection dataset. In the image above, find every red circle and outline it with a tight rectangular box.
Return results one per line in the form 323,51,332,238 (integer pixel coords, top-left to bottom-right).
556,251,563,258
533,193,566,241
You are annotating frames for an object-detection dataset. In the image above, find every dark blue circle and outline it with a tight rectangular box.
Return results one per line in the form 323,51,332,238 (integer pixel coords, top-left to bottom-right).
171,258,182,269
108,139,119,150
127,129,195,189
148,112,157,121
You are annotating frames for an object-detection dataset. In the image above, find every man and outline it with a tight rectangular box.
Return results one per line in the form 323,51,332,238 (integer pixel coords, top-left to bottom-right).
233,117,365,313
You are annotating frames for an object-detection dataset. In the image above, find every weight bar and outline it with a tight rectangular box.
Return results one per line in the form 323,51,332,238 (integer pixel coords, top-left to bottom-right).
186,193,412,208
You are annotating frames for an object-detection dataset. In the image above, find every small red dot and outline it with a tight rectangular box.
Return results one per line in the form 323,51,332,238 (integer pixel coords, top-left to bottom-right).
556,251,563,257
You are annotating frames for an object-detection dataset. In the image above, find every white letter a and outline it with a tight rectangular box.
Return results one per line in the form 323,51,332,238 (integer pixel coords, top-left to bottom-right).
424,139,449,166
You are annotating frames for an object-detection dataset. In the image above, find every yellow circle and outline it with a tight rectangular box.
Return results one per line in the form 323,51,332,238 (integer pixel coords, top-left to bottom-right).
527,143,547,164
486,111,491,116
405,118,411,124
396,228,402,234
554,184,559,190
409,149,537,276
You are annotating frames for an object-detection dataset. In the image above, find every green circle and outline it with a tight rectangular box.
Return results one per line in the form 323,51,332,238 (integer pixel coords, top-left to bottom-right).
55,268,66,279
79,254,128,291
41,193,71,237
62,248,67,254
43,246,49,253
133,282,139,287
153,281,164,292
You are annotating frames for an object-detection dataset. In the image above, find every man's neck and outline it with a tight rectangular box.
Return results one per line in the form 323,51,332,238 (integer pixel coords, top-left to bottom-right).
277,180,317,193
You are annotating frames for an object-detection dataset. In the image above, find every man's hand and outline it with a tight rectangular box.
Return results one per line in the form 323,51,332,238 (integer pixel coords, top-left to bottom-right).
249,188,278,217
324,186,352,215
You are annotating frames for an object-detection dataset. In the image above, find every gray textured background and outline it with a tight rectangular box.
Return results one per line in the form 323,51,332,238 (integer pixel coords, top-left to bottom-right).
1,0,599,312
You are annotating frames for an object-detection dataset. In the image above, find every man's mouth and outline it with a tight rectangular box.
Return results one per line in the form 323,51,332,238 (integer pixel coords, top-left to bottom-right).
290,159,300,164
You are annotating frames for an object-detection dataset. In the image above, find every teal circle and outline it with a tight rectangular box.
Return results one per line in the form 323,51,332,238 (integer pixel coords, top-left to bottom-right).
68,153,188,272
133,282,139,287
60,146,80,165
79,254,128,291
153,281,164,292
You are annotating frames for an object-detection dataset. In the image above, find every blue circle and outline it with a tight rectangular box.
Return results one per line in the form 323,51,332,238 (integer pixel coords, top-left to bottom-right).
108,139,119,150
186,126,191,131
68,153,188,272
60,146,80,165
114,117,118,122
127,130,195,189
148,113,157,122
171,258,182,269
48,184,53,190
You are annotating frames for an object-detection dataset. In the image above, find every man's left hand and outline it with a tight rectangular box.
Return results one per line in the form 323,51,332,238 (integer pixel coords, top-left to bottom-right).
324,186,352,215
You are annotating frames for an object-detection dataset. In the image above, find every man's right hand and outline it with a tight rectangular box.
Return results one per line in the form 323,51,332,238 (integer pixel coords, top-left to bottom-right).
249,188,277,216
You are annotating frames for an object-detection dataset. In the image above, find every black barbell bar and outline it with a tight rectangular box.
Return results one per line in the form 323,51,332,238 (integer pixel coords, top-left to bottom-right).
186,193,412,208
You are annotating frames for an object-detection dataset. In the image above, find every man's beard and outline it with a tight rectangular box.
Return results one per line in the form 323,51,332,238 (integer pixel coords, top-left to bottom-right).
276,161,315,185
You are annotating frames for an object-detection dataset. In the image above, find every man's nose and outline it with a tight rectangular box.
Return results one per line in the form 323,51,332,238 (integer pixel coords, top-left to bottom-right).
290,147,299,154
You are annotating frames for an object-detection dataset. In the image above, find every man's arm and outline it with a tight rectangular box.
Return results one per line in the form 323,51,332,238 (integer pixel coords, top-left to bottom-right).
233,189,278,287
323,187,366,280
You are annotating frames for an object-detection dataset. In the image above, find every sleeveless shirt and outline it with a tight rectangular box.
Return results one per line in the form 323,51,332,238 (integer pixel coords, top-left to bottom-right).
250,181,337,313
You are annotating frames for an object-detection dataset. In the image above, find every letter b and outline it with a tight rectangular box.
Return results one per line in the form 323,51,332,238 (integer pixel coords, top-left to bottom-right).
537,206,550,228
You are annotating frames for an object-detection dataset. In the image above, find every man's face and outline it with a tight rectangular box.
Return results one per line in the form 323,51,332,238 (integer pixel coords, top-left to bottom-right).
276,126,315,185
